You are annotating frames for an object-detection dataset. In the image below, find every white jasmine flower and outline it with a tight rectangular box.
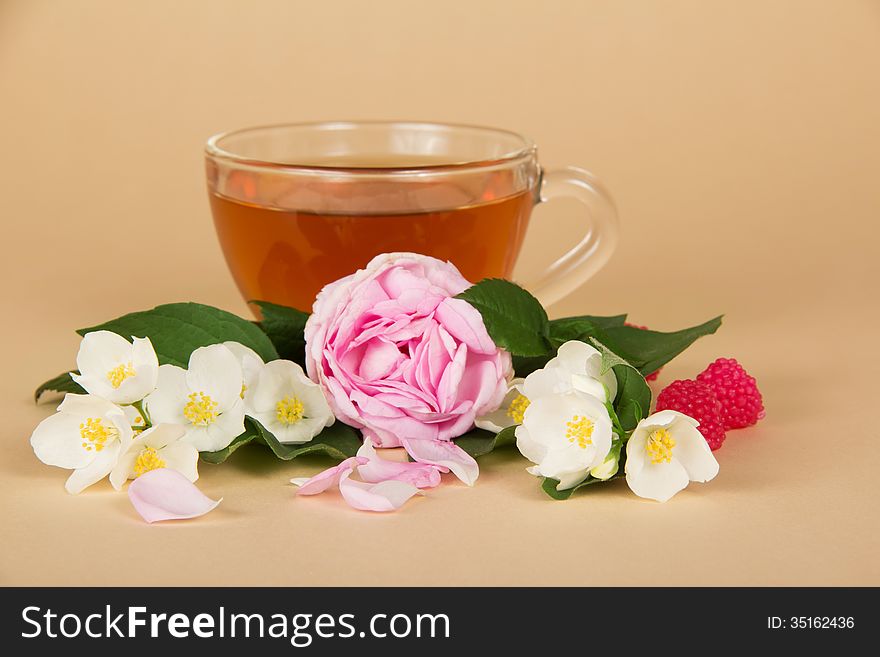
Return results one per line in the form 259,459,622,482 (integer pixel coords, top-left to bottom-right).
145,344,246,452
523,340,618,403
30,394,133,494
625,410,719,502
590,442,621,481
245,360,334,444
515,390,613,491
109,423,198,490
475,378,527,432
222,341,264,402
71,331,159,404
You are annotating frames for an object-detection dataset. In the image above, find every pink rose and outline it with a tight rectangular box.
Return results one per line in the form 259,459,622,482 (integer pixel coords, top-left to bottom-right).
304,253,512,485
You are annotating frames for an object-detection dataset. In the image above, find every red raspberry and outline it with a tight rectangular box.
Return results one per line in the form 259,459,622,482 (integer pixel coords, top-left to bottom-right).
696,358,765,429
625,323,661,381
655,379,726,450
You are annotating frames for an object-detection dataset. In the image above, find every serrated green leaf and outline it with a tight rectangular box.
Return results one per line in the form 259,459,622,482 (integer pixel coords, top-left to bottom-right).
77,302,279,367
252,418,361,461
253,300,309,366
541,471,626,500
541,458,625,500
511,354,552,378
199,430,257,464
512,314,628,377
541,434,627,499
590,339,651,431
604,401,625,436
34,371,85,403
592,341,632,375
540,475,605,500
614,369,648,431
558,314,628,330
548,314,627,345
200,417,362,464
456,279,551,357
595,316,723,376
455,425,517,459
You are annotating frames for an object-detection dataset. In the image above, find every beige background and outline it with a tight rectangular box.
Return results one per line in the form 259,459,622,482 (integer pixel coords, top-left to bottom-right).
1,0,878,586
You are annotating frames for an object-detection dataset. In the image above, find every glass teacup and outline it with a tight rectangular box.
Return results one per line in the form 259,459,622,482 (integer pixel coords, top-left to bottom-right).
206,121,617,312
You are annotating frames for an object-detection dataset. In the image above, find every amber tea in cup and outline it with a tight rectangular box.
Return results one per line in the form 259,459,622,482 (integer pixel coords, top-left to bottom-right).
206,122,617,313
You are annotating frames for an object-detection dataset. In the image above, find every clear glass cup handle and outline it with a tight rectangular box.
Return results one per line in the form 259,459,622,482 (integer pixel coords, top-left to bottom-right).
523,166,619,307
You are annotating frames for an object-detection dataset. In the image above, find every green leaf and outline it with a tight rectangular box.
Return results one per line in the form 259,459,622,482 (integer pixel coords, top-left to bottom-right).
199,430,257,464
559,314,628,330
34,371,85,403
512,314,628,376
594,316,722,376
604,401,625,437
200,418,362,464
541,475,607,500
548,314,627,345
590,339,652,431
541,435,627,499
253,300,309,366
78,302,279,367
455,425,517,459
456,279,551,357
592,339,634,374
511,354,552,378
252,418,361,461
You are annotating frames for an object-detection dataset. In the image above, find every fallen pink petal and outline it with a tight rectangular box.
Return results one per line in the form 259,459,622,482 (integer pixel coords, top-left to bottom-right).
356,440,442,488
402,437,479,486
291,456,368,496
128,468,221,524
338,469,422,512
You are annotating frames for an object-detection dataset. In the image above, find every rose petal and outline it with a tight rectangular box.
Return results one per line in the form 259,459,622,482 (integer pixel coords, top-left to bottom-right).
356,440,441,488
401,437,479,486
358,339,403,380
128,468,221,523
291,456,368,495
434,298,497,354
454,359,502,416
436,343,467,412
338,469,422,512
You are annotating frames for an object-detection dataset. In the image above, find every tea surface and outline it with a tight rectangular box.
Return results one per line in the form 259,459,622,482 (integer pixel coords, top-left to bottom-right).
210,189,534,313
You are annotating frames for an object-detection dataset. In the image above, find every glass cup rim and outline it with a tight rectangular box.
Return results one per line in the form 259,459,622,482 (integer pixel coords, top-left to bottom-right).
204,120,537,175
